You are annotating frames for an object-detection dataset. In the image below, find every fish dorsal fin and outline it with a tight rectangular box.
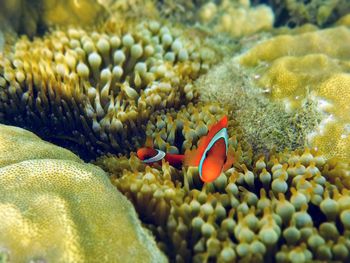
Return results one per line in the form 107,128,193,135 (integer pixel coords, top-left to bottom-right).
184,115,228,166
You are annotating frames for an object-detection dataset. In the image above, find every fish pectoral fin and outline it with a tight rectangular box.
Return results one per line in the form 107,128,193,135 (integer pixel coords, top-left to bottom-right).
223,148,235,171
144,136,154,148
183,148,200,167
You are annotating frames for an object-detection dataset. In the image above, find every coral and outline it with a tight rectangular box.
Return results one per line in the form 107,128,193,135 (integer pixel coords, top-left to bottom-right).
96,100,253,222
0,158,167,263
336,13,350,26
267,0,350,27
98,0,159,22
145,102,251,160
102,142,350,262
0,0,107,37
198,0,274,38
0,124,82,167
164,147,350,262
0,125,166,263
195,59,321,156
96,99,350,262
239,26,350,160
0,20,215,159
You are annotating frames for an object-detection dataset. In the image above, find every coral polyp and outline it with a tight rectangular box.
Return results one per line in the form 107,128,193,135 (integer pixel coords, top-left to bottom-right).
1,1,350,262
101,143,350,262
0,20,215,159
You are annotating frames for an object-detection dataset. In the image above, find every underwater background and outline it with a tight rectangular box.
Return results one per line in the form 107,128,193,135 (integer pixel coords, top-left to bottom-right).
1,0,350,262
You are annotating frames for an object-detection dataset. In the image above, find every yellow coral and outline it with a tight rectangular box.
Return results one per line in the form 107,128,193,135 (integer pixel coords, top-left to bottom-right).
103,143,350,262
239,26,350,160
0,159,166,263
198,0,274,38
0,20,214,158
42,0,107,27
0,0,106,36
0,124,82,167
240,26,350,67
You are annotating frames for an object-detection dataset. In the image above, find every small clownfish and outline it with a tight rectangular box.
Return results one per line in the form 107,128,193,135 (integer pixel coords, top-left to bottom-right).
136,146,185,169
136,116,234,183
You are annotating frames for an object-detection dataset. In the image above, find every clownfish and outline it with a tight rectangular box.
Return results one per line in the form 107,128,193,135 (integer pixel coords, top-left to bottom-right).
136,116,234,183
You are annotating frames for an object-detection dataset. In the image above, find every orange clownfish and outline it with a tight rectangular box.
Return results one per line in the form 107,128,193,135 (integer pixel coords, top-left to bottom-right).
136,116,234,183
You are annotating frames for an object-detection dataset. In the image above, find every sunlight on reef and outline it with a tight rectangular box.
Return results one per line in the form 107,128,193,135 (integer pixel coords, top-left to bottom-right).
0,0,350,262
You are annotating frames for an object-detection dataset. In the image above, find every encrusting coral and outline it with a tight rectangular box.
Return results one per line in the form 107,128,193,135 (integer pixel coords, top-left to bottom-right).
0,20,216,159
198,0,274,38
238,26,350,161
0,0,107,37
194,59,321,156
0,123,82,167
0,124,167,263
141,0,274,39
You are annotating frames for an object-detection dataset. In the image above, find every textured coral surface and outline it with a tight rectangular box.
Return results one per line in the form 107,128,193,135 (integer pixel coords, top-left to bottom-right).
101,145,350,262
0,125,166,263
1,1,350,262
0,124,82,167
239,26,350,161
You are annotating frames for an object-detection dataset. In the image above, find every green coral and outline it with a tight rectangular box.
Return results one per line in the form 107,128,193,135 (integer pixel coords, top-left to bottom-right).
0,124,166,263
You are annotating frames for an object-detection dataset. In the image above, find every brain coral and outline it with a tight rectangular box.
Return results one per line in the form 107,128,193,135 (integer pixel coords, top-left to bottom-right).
239,26,350,160
0,20,215,159
0,124,82,167
0,124,166,263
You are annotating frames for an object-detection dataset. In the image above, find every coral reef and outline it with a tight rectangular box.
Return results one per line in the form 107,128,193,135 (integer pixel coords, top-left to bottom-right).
98,0,159,22
0,124,82,167
267,0,350,27
198,0,274,38
97,100,350,262
145,102,251,160
0,0,107,37
195,59,321,156
0,124,166,263
0,20,215,159
239,26,350,161
146,0,274,39
101,143,350,262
